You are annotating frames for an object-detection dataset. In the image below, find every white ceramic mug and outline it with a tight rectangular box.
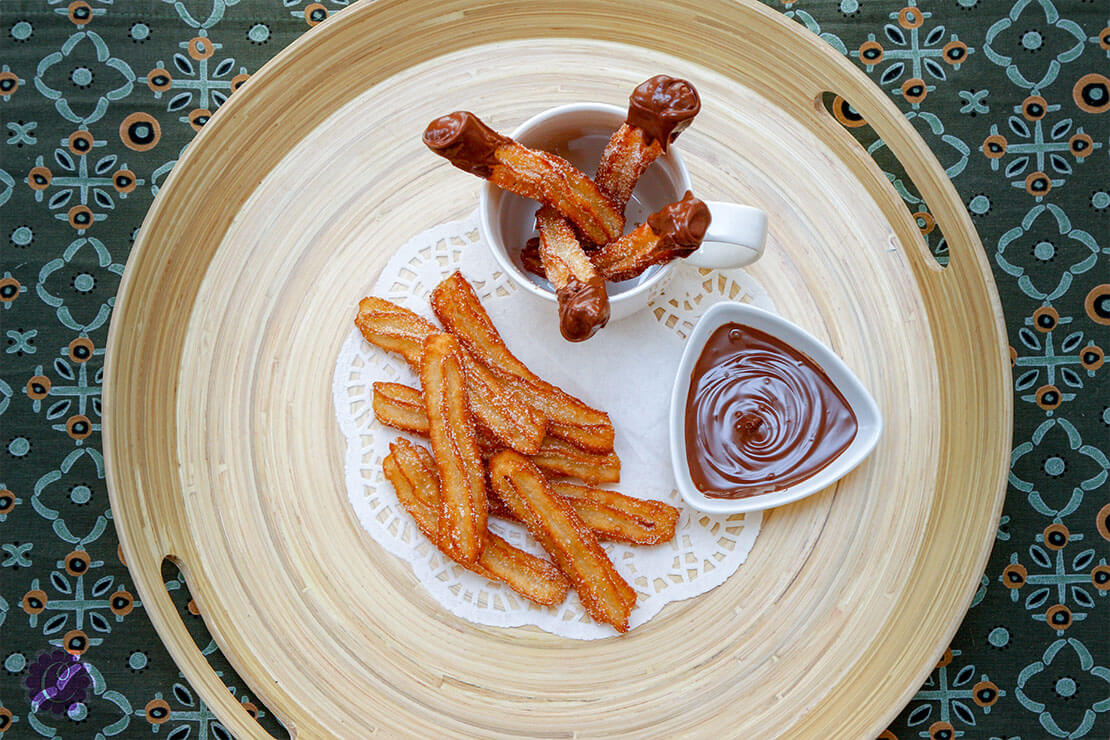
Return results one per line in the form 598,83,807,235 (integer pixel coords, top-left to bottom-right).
479,103,769,322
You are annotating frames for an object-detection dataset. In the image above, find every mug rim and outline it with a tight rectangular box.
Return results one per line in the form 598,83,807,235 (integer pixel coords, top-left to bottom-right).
478,102,693,306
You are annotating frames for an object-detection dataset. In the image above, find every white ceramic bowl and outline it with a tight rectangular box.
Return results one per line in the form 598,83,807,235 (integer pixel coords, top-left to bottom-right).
669,301,882,514
479,103,768,324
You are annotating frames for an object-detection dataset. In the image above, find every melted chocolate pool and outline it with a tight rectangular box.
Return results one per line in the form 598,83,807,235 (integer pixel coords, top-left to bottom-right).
685,323,858,498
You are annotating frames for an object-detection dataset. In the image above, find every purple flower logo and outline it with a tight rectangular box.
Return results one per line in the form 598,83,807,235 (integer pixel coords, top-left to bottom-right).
24,649,90,715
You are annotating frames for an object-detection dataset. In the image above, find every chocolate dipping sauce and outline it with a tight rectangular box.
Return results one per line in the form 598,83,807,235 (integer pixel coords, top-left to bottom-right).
684,323,858,498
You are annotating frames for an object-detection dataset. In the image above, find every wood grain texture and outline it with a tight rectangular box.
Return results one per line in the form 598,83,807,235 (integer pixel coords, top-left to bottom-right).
102,0,1010,737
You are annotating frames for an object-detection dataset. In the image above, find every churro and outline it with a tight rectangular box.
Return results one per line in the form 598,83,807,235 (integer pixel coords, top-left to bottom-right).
372,381,621,484
356,298,545,454
430,272,615,453
595,75,701,209
591,191,711,282
489,450,634,631
423,111,624,245
421,333,486,564
525,436,620,485
354,296,436,367
384,439,569,606
535,206,610,342
489,480,678,546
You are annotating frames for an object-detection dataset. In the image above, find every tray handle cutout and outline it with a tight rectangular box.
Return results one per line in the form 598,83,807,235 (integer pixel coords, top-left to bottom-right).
808,86,985,285
819,92,952,269
147,555,294,740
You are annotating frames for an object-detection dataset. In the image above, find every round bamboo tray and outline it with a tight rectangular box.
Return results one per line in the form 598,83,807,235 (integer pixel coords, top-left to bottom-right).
103,0,1011,737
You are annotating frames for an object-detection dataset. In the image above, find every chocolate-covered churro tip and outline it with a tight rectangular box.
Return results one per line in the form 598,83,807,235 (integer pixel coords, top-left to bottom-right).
422,111,510,176
626,75,701,151
557,276,610,342
647,191,711,250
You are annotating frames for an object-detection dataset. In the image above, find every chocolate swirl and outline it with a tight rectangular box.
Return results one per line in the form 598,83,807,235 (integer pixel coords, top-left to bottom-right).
684,324,858,498
647,191,711,253
626,75,701,151
556,276,610,342
422,111,510,177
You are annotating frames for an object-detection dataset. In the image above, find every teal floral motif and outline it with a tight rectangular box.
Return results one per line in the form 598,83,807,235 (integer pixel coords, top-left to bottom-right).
136,668,267,738
871,113,971,180
162,0,244,30
1001,526,1106,634
902,648,1004,736
25,657,132,739
7,222,34,249
983,0,1087,91
999,512,1016,544
5,329,37,355
781,6,848,55
982,99,1102,199
971,573,990,607
149,154,181,196
0,169,12,207
9,18,34,43
1,542,33,568
959,88,990,115
996,205,1103,300
1091,25,1110,57
6,120,37,147
1009,418,1109,518
851,1,972,107
245,21,271,45
30,447,112,546
28,135,144,233
24,340,105,445
141,33,248,129
863,111,972,266
36,237,124,332
33,30,135,125
1016,639,1110,737
285,0,350,27
19,552,139,652
0,700,18,736
1012,311,1103,413
46,0,112,24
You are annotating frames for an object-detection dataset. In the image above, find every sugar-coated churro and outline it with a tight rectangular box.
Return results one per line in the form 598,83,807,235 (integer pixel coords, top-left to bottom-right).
535,206,610,342
356,298,546,454
423,111,624,245
384,439,569,606
430,272,615,453
489,479,678,546
372,381,621,484
590,191,711,282
421,332,487,564
489,450,634,631
595,75,701,209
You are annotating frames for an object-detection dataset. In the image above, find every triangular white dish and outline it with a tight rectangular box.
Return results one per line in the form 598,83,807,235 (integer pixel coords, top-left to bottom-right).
669,301,882,514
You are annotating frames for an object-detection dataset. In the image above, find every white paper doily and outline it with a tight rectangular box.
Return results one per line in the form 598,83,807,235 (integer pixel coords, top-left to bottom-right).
334,212,774,638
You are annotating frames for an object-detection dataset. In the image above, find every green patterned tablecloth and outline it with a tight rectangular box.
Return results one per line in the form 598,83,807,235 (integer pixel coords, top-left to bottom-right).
1,1,1107,738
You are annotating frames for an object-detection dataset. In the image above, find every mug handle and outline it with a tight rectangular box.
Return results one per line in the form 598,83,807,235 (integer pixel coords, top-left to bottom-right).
682,201,768,269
